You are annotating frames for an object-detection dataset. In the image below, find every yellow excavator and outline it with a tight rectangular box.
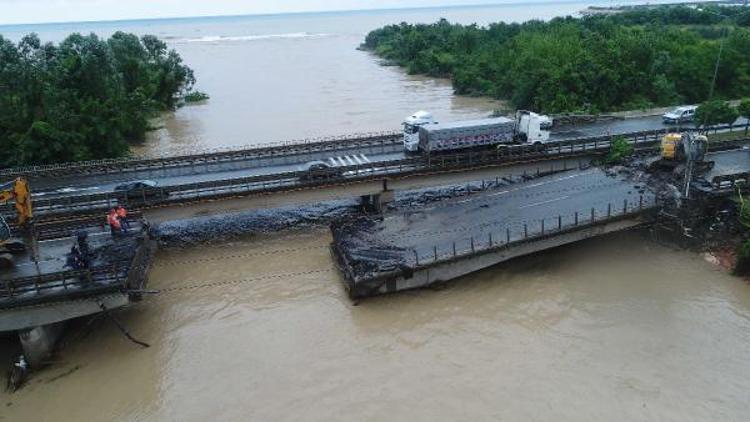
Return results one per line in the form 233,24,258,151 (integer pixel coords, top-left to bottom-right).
0,177,33,268
654,132,714,172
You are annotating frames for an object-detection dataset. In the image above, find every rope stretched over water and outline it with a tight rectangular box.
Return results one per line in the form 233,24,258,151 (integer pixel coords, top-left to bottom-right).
152,245,330,267
156,268,337,293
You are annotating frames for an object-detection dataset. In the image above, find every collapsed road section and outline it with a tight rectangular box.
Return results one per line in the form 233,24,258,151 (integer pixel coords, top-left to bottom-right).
0,218,156,368
331,168,659,298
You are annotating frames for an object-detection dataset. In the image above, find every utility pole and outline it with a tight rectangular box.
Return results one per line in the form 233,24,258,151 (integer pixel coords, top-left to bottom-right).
683,136,696,199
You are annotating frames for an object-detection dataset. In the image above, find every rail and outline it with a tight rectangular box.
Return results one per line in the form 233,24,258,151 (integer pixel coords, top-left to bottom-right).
712,171,749,191
0,263,130,309
1,122,741,178
0,131,402,178
4,131,748,221
338,194,659,286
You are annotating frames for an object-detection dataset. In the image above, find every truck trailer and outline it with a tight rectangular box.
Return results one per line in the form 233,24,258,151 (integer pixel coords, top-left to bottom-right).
402,110,550,153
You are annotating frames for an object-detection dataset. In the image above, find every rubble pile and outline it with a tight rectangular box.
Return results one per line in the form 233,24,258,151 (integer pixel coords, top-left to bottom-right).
152,199,360,247
152,170,570,248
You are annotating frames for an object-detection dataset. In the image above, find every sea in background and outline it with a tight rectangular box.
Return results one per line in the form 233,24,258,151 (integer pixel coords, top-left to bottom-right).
0,1,677,156
3,3,750,421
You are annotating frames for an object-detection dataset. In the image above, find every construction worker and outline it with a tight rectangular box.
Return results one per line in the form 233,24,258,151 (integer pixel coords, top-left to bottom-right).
107,208,121,238
116,205,130,233
76,231,91,268
67,244,83,269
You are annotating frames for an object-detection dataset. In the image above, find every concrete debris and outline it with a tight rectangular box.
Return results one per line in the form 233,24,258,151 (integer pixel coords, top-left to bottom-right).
151,199,360,247
151,170,568,248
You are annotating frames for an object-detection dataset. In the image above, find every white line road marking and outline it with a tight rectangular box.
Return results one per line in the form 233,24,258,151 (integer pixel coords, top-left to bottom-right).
488,172,589,198
520,195,570,209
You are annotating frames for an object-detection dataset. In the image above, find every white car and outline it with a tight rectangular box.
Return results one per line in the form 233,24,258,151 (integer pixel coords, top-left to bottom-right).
663,105,697,124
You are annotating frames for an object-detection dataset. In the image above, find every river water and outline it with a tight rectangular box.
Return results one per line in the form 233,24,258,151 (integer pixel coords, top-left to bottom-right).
2,2,750,421
1,1,615,156
3,230,750,421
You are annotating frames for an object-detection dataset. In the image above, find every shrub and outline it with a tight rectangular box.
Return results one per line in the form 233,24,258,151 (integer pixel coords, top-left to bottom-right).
603,136,634,165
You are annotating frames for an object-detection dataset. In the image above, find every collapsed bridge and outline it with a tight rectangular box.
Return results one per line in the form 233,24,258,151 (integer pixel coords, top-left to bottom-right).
332,168,660,298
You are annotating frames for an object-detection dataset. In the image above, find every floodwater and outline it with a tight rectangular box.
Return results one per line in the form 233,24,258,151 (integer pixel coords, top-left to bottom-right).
0,1,612,156
2,230,750,421
2,2,750,420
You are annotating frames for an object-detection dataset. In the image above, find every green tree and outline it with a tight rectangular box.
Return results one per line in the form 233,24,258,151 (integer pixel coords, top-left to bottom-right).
736,189,750,276
738,98,750,134
362,5,750,114
603,136,634,164
0,32,201,167
695,100,740,127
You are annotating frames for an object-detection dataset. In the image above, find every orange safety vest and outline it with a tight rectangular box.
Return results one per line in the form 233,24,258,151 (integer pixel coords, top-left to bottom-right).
108,213,121,229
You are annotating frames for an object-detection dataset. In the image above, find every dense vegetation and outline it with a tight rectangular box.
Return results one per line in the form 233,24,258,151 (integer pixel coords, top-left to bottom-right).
363,5,750,114
737,190,750,276
0,32,199,166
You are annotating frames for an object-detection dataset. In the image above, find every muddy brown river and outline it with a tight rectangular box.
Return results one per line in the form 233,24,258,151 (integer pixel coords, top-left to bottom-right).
2,229,749,421
2,2,749,420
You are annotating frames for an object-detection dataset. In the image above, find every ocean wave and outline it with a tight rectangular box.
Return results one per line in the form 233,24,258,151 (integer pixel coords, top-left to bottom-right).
179,32,331,43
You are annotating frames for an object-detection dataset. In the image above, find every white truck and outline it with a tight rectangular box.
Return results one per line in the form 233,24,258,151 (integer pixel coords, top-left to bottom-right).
402,110,551,153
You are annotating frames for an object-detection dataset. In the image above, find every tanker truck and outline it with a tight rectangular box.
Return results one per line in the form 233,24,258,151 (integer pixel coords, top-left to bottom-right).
402,110,551,154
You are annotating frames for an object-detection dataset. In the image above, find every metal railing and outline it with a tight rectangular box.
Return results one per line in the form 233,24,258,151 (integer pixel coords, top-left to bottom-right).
0,131,402,178
409,195,658,267
2,122,744,178
4,130,748,221
0,263,130,309
712,171,749,191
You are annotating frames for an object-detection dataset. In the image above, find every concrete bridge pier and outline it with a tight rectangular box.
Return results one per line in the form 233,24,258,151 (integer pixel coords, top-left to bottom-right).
359,179,394,213
18,322,65,368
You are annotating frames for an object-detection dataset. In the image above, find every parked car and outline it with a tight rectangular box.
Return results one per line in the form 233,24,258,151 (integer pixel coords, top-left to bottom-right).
663,105,697,124
299,160,343,181
113,180,165,202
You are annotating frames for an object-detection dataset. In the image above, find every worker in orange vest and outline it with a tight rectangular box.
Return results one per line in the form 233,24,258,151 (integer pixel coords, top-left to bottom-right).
107,209,121,238
116,205,130,233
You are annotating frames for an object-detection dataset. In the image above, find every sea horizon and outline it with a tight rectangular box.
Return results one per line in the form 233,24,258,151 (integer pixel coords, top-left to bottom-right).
0,0,668,29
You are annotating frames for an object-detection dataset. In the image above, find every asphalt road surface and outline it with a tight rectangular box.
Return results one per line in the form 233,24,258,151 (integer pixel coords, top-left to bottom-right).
28,115,746,200
340,168,655,269
705,147,750,180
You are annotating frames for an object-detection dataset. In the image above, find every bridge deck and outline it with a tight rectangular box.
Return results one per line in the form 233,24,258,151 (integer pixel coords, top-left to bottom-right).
0,222,151,315
332,168,658,297
705,148,750,180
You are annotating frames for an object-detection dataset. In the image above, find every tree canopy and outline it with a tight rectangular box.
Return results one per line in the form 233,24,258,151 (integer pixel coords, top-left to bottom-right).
0,32,198,167
362,5,750,115
695,99,739,126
